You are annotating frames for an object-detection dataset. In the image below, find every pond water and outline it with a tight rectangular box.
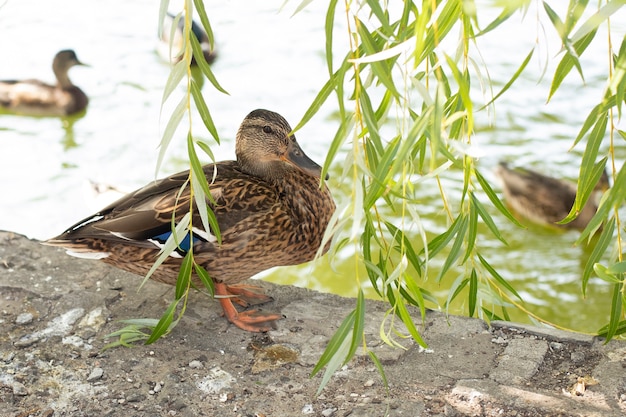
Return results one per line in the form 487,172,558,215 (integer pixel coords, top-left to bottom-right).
0,0,624,334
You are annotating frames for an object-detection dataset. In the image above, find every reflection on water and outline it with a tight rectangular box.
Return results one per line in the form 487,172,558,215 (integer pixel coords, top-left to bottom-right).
0,1,624,334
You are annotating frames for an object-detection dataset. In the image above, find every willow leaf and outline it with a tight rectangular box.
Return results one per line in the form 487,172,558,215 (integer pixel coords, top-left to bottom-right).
175,251,193,299
195,263,214,296
367,350,389,392
324,0,338,75
161,60,186,106
355,19,399,98
192,0,215,49
384,221,423,276
156,95,187,176
191,80,219,143
548,29,596,101
143,211,191,286
464,194,478,262
478,253,522,300
292,72,338,133
189,32,228,94
603,283,624,342
561,117,607,224
469,269,478,317
436,214,468,283
145,298,179,345
347,290,365,361
482,48,534,109
395,298,427,347
570,0,624,45
358,86,381,144
471,192,507,244
158,0,171,40
475,169,524,229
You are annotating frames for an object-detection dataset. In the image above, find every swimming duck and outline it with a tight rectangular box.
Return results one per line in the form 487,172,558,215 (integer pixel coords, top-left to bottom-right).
158,12,217,65
0,49,88,117
45,109,335,332
495,162,609,230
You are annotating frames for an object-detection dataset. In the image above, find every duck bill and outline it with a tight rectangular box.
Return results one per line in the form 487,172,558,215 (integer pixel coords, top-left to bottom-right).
285,140,329,180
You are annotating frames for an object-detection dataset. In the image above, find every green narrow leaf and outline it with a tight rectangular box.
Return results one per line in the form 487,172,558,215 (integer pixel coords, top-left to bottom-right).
191,80,220,143
157,0,171,40
364,137,400,209
445,276,469,307
471,192,507,244
355,19,399,98
581,218,614,294
189,31,228,94
603,282,623,342
469,268,478,317
311,310,356,377
436,214,468,283
367,350,389,393
384,221,423,276
570,0,624,45
424,213,465,259
561,116,607,224
161,60,186,105
347,289,365,361
143,211,191,285
324,0,338,75
192,0,215,49
593,264,623,284
195,139,216,161
156,95,187,176
195,263,214,296
292,72,338,133
481,48,534,109
394,298,427,347
358,85,381,144
475,169,524,229
145,298,180,344
464,193,478,262
548,29,596,101
175,251,193,299
478,253,522,300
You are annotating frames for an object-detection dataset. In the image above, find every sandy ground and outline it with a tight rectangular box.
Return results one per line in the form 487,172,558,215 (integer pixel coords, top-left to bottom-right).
1,230,626,416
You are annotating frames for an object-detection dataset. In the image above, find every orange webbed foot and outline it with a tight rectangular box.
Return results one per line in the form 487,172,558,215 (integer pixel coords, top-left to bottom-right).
225,283,274,307
215,283,282,332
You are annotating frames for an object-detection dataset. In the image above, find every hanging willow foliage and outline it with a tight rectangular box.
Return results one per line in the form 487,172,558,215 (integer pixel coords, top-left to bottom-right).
107,0,626,393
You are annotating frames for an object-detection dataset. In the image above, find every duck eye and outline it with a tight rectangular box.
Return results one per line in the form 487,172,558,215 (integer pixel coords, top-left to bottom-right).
262,126,273,134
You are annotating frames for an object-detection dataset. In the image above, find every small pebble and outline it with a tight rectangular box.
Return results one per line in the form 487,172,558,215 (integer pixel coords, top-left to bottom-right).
363,379,375,387
549,342,563,351
12,382,28,396
15,312,34,325
188,360,203,369
321,407,336,417
571,351,585,364
301,404,314,414
87,367,104,382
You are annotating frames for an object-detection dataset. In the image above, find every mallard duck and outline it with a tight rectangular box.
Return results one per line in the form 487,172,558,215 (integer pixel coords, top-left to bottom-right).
158,12,217,66
45,109,335,332
0,49,88,117
495,162,609,230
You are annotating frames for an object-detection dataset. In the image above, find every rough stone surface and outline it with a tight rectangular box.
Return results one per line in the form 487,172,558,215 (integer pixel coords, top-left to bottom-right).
1,231,625,416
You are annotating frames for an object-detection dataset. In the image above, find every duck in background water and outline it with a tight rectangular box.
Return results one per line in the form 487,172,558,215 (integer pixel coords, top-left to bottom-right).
495,162,609,230
0,50,88,117
158,12,217,65
45,109,336,332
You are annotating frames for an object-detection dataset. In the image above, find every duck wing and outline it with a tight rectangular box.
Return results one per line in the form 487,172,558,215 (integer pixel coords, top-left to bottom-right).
47,161,279,250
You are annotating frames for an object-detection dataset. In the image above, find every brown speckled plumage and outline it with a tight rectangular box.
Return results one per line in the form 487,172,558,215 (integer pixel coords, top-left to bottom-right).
495,162,608,230
45,109,335,331
0,50,88,117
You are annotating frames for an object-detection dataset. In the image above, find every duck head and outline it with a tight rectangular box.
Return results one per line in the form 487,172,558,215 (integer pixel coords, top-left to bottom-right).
236,109,328,181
